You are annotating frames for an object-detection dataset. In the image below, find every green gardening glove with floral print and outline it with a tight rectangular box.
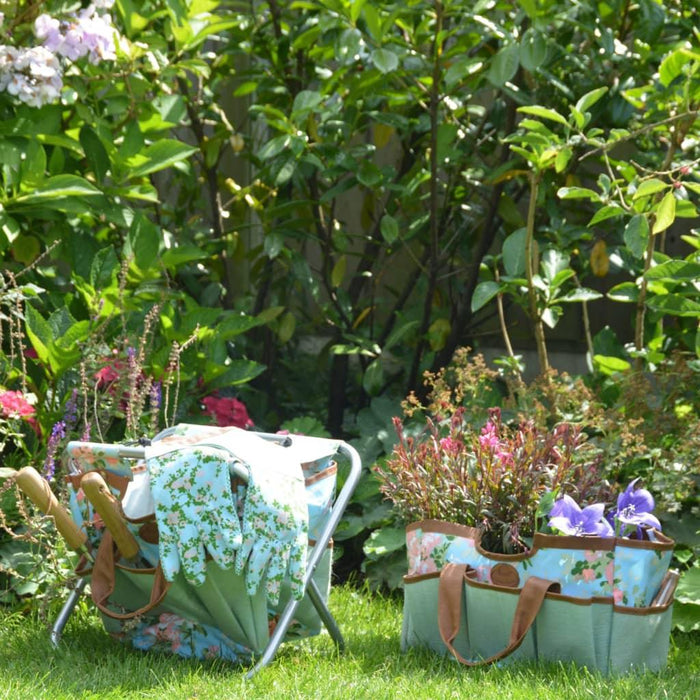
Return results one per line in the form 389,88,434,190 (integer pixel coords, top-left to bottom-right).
233,456,308,605
147,445,242,586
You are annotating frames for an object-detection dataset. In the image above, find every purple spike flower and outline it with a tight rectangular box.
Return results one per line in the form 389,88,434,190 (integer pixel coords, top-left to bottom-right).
548,494,614,537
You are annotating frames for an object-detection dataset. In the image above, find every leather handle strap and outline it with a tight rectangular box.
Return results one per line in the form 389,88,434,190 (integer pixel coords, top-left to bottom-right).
438,562,560,666
90,530,170,620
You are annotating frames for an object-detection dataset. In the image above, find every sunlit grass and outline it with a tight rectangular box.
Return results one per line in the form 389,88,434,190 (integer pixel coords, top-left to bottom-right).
0,584,697,700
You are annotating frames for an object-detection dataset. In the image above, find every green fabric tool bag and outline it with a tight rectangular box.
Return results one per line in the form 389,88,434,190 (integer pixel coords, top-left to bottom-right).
402,562,676,674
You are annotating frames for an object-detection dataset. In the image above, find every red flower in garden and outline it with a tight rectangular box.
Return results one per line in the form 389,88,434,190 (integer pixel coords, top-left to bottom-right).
94,359,124,388
201,395,253,429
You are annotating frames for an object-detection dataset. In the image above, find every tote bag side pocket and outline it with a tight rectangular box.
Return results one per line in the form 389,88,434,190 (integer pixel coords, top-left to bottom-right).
608,599,675,673
402,571,469,659
533,593,612,672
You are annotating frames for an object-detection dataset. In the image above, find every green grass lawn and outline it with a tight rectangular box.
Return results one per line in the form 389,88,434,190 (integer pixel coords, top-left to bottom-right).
0,584,697,700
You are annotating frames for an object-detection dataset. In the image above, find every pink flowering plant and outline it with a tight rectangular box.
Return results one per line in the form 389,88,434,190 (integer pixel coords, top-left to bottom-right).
375,406,610,554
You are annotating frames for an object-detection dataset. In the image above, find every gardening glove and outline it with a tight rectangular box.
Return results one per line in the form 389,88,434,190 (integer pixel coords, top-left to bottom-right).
234,455,309,605
193,427,309,605
147,445,243,585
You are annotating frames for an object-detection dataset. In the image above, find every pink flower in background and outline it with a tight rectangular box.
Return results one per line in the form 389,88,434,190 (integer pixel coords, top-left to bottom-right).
0,390,39,434
0,390,35,419
202,395,253,428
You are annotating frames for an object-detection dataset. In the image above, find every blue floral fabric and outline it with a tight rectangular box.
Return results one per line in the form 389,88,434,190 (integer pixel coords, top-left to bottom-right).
130,612,255,664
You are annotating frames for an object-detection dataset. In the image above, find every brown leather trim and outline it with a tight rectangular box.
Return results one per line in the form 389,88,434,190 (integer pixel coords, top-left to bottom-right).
617,530,675,551
403,571,441,584
473,542,534,561
614,600,674,614
304,463,337,486
406,520,481,540
531,532,616,552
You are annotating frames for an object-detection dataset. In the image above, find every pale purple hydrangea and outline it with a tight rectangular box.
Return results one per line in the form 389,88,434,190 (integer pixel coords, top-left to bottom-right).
0,45,63,107
35,7,120,65
0,5,124,108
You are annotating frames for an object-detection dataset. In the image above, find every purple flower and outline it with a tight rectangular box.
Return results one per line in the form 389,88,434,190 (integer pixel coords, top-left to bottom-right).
43,420,66,481
548,494,614,537
613,478,661,534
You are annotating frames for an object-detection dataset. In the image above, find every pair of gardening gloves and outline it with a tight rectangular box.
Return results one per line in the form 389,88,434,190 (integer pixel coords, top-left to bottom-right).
146,428,308,605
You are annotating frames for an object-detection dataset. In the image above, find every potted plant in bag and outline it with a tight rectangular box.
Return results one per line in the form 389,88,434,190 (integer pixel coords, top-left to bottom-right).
374,396,677,674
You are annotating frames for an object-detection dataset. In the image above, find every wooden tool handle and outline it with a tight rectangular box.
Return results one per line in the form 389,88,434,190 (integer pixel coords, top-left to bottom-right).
81,471,140,561
15,467,87,552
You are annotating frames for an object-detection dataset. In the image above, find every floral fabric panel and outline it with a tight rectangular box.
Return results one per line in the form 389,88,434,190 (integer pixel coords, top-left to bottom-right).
613,543,671,607
406,524,670,606
406,525,477,576
129,612,255,663
148,445,242,586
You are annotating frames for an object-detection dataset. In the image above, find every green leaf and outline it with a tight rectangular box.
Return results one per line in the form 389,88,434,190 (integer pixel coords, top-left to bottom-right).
541,305,562,328
517,105,568,126
79,126,110,184
646,294,700,317
588,204,624,226
575,86,608,113
471,281,501,312
659,48,690,87
380,214,399,244
645,260,700,281
676,566,700,605
23,305,53,372
607,282,639,302
292,90,323,115
128,215,161,271
623,214,649,259
371,48,399,74
123,140,197,179
558,288,603,303
384,320,419,350
673,601,700,632
331,255,347,287
652,191,676,234
487,43,520,87
202,359,265,389
362,358,384,396
633,178,668,200
540,248,569,283
593,354,631,375
502,228,527,276
14,175,101,203
519,28,547,72
557,186,601,201
160,245,209,269
89,246,119,290
363,526,406,557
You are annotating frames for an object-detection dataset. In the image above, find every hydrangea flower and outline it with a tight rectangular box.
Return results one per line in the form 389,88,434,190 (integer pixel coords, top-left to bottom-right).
35,7,120,65
0,45,63,107
0,389,39,433
548,494,614,537
201,395,253,429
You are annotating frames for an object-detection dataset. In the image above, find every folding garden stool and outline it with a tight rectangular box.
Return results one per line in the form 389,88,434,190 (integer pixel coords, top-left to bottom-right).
16,425,362,678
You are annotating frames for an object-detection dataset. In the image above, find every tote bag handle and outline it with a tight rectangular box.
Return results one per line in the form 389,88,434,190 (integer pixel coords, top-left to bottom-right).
438,563,560,666
90,530,170,620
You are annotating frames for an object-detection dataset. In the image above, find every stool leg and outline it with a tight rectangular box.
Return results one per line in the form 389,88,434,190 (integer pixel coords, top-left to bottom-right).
51,577,88,647
305,577,345,651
